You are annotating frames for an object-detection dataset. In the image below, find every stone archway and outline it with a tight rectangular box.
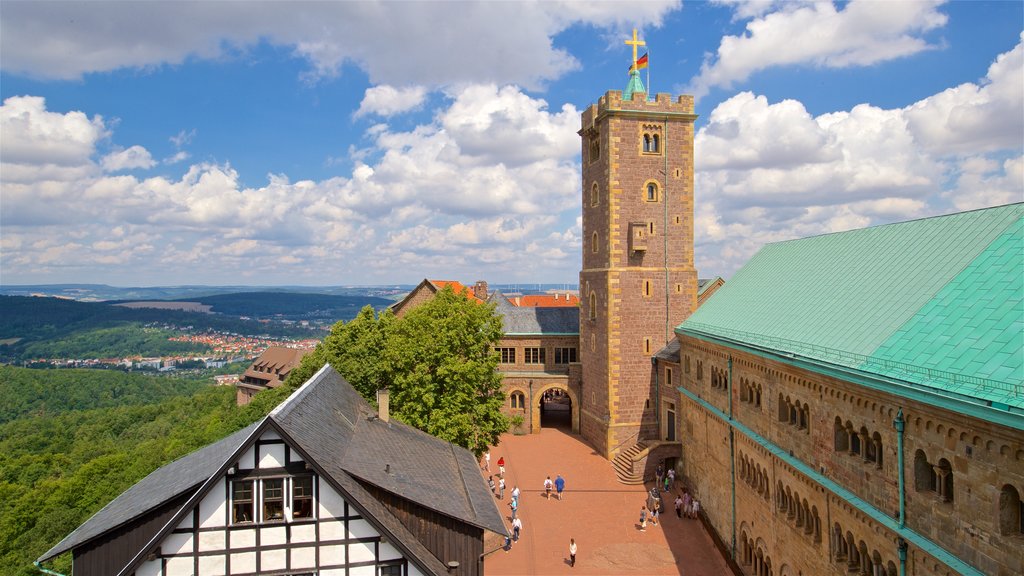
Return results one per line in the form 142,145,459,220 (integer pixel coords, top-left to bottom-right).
532,382,579,434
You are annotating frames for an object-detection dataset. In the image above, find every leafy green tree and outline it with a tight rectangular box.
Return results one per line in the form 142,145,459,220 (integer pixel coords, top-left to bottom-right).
288,287,507,454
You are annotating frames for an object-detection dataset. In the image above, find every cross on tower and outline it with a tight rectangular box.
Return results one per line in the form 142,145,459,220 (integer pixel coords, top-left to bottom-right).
625,28,646,72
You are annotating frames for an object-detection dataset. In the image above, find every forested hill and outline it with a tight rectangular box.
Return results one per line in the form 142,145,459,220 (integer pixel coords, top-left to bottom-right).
0,366,206,424
165,291,393,319
0,295,323,361
0,368,291,576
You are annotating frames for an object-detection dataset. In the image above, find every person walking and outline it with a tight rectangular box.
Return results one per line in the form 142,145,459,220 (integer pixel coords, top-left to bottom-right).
667,468,676,491
691,498,701,519
651,497,660,526
488,476,496,496
555,474,565,500
497,456,505,478
498,477,506,500
683,489,693,519
674,493,683,518
512,517,523,542
544,476,553,500
655,463,663,488
569,538,577,567
484,451,491,472
509,497,518,520
639,505,648,531
511,485,521,502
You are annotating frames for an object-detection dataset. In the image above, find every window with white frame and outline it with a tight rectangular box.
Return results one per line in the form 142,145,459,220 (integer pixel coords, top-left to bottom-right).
231,475,316,525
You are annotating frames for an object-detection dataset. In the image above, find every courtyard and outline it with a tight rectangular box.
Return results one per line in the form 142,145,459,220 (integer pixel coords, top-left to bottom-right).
481,421,734,575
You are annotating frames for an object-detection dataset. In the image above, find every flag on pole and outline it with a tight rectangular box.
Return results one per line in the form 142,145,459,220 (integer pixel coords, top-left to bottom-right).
629,53,649,73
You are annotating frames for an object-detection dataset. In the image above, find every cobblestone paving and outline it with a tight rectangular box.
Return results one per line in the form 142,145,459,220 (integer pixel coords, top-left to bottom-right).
480,423,733,575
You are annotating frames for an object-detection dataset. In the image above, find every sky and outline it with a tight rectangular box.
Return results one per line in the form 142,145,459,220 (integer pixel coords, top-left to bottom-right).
1,0,1021,288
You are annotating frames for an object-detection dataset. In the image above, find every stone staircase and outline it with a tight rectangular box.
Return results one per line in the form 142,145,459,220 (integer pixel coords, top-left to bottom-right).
612,442,648,485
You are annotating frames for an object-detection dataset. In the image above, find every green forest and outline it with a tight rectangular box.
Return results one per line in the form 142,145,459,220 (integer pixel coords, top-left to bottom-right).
0,295,324,362
0,366,290,576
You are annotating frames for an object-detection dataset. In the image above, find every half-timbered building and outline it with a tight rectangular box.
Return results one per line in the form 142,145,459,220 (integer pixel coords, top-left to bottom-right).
39,364,507,576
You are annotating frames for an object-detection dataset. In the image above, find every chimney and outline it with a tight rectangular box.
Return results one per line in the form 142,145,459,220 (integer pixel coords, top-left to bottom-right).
376,389,389,422
473,280,488,300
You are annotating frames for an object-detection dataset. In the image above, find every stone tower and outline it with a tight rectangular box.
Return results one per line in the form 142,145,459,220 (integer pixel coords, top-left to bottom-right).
577,88,698,458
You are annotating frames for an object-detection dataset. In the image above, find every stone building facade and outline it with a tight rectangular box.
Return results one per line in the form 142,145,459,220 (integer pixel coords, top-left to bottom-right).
660,205,1024,576
577,89,699,458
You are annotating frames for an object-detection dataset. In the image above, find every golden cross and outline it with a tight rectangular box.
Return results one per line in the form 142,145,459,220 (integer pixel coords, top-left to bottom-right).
625,28,646,72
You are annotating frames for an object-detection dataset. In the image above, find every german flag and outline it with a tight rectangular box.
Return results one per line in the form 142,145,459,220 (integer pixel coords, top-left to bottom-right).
629,53,648,73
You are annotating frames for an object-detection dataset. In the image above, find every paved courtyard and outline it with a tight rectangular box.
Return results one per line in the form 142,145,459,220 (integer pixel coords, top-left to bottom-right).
480,420,734,575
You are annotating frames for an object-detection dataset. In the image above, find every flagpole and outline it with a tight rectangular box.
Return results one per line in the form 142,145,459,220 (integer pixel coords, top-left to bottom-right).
647,47,651,101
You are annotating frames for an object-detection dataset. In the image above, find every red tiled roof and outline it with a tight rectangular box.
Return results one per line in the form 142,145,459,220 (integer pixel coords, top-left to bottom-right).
509,294,580,307
428,280,483,303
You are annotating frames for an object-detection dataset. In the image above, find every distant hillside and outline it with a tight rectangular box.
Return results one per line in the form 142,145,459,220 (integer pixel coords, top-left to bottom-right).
0,296,322,361
0,283,413,302
0,366,206,425
164,291,392,319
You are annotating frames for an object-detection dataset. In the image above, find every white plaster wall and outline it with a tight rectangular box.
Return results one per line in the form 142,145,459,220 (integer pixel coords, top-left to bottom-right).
260,525,287,546
261,548,286,571
321,543,345,564
349,565,376,576
409,562,426,576
261,429,281,441
162,532,192,556
230,551,255,574
349,540,376,563
198,529,225,552
348,518,376,539
199,486,227,528
165,556,192,576
291,545,316,569
379,541,402,560
319,482,347,518
238,446,256,470
230,528,255,548
291,523,316,543
259,443,285,468
137,558,163,576
320,518,346,541
198,554,226,576
321,569,345,576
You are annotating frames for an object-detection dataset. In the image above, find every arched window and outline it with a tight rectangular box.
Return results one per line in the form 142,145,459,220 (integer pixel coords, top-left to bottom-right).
643,134,652,152
998,484,1022,535
590,183,599,207
914,450,935,492
652,134,660,152
834,418,849,451
780,395,789,422
849,423,861,455
588,292,597,321
645,181,659,202
510,391,525,409
937,458,953,502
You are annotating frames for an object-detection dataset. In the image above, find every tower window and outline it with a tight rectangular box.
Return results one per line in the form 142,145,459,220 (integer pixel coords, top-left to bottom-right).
645,181,660,202
649,222,655,235
643,280,652,297
674,215,681,225
589,137,600,163
644,338,651,354
591,183,599,207
592,232,599,253
589,292,597,320
642,131,661,154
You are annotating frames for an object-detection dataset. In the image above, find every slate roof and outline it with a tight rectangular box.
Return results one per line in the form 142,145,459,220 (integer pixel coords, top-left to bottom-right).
679,203,1024,411
39,421,261,562
490,290,580,334
654,338,681,363
40,364,506,573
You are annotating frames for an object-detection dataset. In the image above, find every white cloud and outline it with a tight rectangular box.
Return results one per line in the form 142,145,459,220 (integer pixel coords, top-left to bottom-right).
904,33,1024,156
0,95,107,167
688,0,948,99
102,145,156,171
1,85,585,284
693,36,1024,277
355,85,427,118
1,1,677,88
165,151,190,164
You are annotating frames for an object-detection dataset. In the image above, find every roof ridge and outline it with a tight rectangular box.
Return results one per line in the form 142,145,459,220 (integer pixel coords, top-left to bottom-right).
270,362,331,419
450,441,478,523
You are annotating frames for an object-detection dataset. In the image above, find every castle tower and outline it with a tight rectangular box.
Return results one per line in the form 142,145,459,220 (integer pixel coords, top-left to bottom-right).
577,45,698,458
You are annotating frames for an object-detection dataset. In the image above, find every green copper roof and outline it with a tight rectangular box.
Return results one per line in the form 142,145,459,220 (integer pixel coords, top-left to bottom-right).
680,204,1024,409
623,70,646,102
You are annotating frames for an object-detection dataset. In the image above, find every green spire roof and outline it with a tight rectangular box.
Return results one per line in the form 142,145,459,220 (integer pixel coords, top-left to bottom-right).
623,70,646,102
680,204,1024,410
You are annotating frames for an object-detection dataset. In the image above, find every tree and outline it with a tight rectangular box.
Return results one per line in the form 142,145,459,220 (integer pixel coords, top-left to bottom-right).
288,287,508,454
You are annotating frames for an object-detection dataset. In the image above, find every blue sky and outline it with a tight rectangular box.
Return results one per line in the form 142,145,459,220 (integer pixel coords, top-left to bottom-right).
1,1,1021,287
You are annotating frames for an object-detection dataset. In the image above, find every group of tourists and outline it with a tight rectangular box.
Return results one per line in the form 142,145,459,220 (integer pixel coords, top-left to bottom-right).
641,465,699,531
